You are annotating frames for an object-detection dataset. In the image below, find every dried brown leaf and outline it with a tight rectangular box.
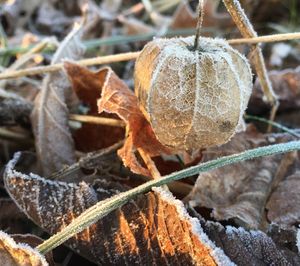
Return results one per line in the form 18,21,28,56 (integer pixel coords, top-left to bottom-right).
0,231,48,266
4,152,233,265
97,67,172,176
64,62,124,152
187,125,297,229
267,171,300,227
31,24,85,176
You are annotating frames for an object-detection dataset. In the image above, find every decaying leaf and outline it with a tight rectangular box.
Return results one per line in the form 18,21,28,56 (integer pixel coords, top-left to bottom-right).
96,66,172,177
30,22,85,176
0,231,48,266
249,66,300,115
64,62,124,152
4,152,233,265
267,171,300,227
200,219,300,265
187,125,297,229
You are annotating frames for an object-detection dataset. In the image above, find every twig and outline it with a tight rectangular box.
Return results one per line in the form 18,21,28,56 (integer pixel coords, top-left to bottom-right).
2,32,300,80
137,148,162,180
228,32,300,44
0,128,32,142
224,1,279,123
0,52,140,80
69,114,125,127
222,0,279,128
36,140,300,254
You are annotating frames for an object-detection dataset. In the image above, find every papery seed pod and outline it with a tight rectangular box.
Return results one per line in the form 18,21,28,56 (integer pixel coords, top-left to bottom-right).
134,36,253,150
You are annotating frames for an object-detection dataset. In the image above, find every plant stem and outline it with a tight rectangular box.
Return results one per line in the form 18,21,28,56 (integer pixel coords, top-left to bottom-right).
0,52,140,80
37,140,300,254
245,114,300,138
222,0,279,125
193,0,205,50
69,114,125,127
229,32,300,44
1,31,300,80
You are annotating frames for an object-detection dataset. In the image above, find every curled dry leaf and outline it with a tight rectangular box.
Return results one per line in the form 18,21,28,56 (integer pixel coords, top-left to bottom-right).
201,219,300,265
267,171,300,227
0,231,48,266
4,152,233,265
31,23,85,176
97,67,172,177
64,62,124,152
187,125,297,229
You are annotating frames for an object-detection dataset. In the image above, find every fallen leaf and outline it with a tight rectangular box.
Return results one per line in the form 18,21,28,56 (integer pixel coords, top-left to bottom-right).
4,152,233,265
64,62,124,152
267,171,300,227
96,67,172,177
201,219,300,265
248,66,300,115
186,124,297,229
11,234,55,266
30,22,85,176
0,231,48,266
170,0,233,30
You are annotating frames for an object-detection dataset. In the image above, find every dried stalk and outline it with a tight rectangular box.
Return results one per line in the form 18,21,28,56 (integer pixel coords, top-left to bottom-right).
222,0,279,127
0,52,140,80
37,140,300,254
1,32,300,80
69,114,125,127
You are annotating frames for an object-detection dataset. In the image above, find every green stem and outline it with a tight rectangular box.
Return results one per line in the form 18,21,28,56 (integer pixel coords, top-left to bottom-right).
0,28,198,57
245,114,300,138
37,140,300,254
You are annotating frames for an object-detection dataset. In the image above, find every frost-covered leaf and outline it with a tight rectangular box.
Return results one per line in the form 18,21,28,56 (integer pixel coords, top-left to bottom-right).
31,23,85,176
187,125,297,229
64,62,124,152
249,66,300,114
201,219,300,265
0,231,48,266
267,171,300,227
4,152,233,265
96,67,172,177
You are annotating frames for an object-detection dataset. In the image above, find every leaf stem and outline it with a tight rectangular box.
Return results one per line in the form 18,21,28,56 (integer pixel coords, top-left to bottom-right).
37,140,300,254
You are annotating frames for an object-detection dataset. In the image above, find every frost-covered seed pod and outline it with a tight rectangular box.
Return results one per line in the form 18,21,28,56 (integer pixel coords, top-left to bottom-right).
134,36,253,150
